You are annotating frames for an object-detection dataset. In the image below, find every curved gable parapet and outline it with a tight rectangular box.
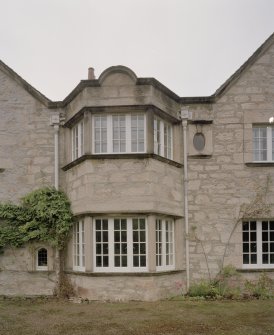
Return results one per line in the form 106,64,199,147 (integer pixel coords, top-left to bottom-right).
98,65,137,86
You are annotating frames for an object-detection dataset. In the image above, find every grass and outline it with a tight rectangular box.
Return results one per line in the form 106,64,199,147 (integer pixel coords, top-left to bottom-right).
0,298,273,335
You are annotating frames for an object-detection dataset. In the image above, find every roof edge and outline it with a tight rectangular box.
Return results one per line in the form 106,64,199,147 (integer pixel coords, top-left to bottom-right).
213,32,274,99
0,59,52,107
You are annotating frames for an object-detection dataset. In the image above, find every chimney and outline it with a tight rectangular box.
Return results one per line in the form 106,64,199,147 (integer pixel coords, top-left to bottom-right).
88,67,95,80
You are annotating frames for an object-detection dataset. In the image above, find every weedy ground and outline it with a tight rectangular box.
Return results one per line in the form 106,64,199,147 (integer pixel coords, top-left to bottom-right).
0,297,273,335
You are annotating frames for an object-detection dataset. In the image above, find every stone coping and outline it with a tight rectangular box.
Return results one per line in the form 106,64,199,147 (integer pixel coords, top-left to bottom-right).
62,153,183,171
65,270,184,277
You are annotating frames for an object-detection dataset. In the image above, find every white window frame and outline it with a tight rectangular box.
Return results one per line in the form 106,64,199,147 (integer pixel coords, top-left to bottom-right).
73,220,85,271
93,217,148,273
252,125,274,162
156,219,175,271
154,116,173,159
242,220,274,269
36,248,48,271
92,114,146,154
72,120,84,161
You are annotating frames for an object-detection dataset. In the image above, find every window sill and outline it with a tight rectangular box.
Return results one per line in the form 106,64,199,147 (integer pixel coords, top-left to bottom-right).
237,268,274,273
245,162,274,167
65,269,184,277
62,153,182,171
189,154,212,159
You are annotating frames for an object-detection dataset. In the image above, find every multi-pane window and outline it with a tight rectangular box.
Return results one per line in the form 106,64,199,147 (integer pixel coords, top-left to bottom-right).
72,120,84,160
253,126,274,162
242,220,274,268
131,115,145,152
94,217,147,272
154,117,173,159
36,248,48,270
156,219,174,270
113,115,126,152
73,220,85,271
94,115,107,153
93,114,145,154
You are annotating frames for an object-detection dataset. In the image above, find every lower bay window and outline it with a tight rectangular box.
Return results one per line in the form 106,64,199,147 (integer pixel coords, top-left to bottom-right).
156,219,175,271
73,220,85,271
71,216,177,273
94,217,147,272
242,220,274,269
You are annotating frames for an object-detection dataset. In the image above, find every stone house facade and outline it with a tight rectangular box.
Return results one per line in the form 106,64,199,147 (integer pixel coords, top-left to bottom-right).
0,33,274,300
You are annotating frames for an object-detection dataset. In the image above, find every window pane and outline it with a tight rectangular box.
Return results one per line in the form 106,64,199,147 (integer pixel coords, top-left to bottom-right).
251,254,257,264
253,126,268,161
73,221,85,269
242,221,257,266
131,114,145,152
95,219,109,268
38,249,47,267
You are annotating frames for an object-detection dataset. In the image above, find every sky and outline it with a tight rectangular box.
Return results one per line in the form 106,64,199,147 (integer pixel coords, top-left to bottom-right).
0,0,273,101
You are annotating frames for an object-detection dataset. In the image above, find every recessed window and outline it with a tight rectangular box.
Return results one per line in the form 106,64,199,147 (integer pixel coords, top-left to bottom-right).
253,125,274,162
154,117,173,159
37,248,48,271
193,132,205,152
156,219,175,271
73,220,85,271
242,220,274,269
94,217,147,272
72,120,84,160
93,114,146,154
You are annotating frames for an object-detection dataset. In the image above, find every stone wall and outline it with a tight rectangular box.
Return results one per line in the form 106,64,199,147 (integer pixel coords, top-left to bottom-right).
186,42,274,281
64,158,183,217
0,245,56,296
0,70,55,203
67,271,185,301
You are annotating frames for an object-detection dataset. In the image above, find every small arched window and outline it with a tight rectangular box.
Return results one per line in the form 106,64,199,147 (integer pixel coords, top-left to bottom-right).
37,248,48,270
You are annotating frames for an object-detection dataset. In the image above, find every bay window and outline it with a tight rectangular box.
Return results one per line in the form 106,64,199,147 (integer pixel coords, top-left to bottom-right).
253,125,274,162
242,220,274,269
72,120,84,160
93,114,145,154
154,117,173,159
156,219,175,270
73,220,85,271
94,217,147,272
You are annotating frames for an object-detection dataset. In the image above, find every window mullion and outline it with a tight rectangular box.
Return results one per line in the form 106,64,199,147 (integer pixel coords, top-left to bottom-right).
109,219,114,270
267,127,272,161
160,121,164,156
107,115,112,154
128,218,133,270
162,221,166,267
257,221,263,267
126,114,131,153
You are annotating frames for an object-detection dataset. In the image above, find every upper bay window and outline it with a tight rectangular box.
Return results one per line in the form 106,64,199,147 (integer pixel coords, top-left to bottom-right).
253,125,274,162
154,117,172,159
72,120,84,160
93,114,145,154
